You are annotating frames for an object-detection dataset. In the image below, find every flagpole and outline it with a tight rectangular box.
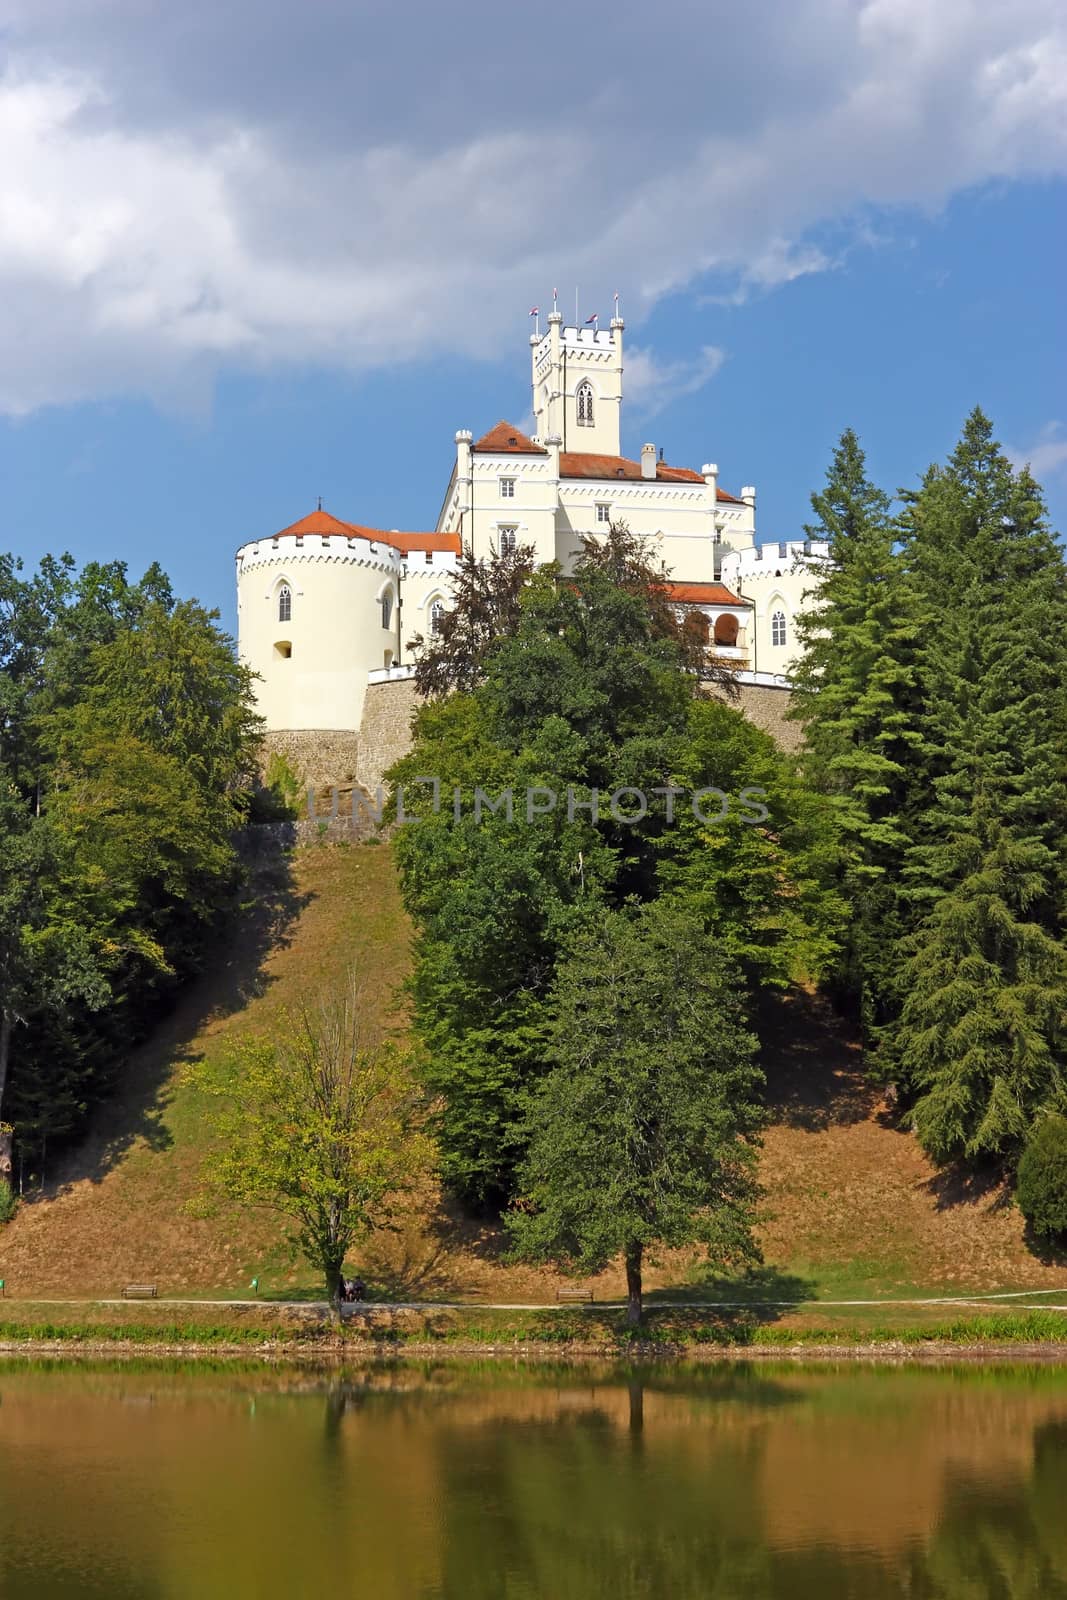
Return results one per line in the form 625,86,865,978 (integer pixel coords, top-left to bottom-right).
575,287,578,333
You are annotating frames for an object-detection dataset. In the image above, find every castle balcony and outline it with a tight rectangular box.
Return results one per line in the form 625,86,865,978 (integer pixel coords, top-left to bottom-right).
367,664,415,685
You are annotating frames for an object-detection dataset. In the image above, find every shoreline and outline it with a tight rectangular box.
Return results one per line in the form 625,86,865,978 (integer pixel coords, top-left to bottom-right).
4,1337,1067,1365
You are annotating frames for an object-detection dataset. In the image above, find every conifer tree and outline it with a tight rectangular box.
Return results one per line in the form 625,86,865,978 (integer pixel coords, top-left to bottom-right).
892,410,1067,1162
789,429,922,1030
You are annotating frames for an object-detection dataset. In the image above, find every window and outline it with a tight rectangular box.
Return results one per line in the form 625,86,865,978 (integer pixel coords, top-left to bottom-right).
278,584,292,623
576,380,594,426
499,526,517,556
274,641,292,660
771,610,787,647
500,477,515,499
429,599,445,636
381,592,393,630
596,503,611,524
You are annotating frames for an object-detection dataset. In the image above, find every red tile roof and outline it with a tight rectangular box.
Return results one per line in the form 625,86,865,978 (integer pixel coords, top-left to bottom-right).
558,452,744,502
371,530,461,555
472,421,546,455
261,510,458,556
665,581,745,606
272,509,358,539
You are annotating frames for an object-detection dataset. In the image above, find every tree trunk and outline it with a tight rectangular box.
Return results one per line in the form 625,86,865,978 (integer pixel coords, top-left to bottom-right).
625,1241,643,1327
324,1255,344,1314
0,1011,13,1183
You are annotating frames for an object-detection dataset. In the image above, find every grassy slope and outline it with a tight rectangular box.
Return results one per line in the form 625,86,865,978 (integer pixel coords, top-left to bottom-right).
2,840,1066,1324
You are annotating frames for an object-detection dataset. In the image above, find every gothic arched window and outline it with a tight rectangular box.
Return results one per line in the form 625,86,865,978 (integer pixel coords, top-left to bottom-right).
429,599,445,636
381,591,393,631
499,526,517,557
278,584,292,623
771,610,787,647
576,381,594,426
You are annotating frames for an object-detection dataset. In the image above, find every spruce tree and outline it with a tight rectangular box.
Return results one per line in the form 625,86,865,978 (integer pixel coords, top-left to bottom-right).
893,410,1067,1163
789,429,922,1031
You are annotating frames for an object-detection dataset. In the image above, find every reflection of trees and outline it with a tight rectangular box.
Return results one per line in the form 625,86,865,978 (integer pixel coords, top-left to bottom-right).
909,1420,1067,1600
430,1381,782,1600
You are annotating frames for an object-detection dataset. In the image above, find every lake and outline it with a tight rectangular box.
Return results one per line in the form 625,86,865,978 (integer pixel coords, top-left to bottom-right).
2,1359,1066,1598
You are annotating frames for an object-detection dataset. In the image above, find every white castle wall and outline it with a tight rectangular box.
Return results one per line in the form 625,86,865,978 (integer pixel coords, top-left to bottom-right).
720,540,829,677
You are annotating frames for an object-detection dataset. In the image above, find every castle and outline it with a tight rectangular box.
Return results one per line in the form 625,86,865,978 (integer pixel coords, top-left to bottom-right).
236,309,826,790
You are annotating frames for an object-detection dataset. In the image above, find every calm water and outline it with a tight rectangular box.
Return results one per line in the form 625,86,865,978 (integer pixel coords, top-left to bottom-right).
2,1360,1067,1599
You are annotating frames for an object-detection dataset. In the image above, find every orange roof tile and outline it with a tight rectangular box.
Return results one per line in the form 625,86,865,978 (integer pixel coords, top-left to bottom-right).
263,510,458,556
558,452,744,502
272,508,361,539
472,421,547,455
665,581,745,606
372,530,461,555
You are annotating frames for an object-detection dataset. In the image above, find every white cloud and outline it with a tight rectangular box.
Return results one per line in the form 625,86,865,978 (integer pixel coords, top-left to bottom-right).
625,346,727,418
1006,421,1067,479
0,0,1064,414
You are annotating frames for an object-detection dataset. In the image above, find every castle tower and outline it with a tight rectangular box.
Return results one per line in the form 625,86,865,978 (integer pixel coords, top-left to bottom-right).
531,308,624,456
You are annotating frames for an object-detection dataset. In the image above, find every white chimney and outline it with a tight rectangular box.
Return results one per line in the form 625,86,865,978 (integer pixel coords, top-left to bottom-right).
741,484,756,507
641,443,656,480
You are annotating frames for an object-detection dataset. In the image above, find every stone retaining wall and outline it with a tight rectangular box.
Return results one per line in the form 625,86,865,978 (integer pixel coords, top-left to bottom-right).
356,678,422,794
259,728,362,788
258,678,800,829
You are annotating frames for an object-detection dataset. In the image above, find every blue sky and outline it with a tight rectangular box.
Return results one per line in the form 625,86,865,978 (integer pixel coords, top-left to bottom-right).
1,2,1064,636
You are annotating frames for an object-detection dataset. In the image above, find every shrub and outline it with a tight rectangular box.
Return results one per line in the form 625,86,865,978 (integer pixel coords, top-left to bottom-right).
1017,1115,1067,1238
0,1178,17,1225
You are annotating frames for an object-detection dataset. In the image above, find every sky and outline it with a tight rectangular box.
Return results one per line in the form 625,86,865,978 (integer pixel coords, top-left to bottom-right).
1,0,1065,636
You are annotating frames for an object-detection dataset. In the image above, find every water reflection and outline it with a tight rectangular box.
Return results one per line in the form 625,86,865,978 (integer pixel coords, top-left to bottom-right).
1,1362,1066,1599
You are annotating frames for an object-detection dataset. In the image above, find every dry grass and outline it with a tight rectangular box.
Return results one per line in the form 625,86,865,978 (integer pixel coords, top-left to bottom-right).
2,839,1067,1308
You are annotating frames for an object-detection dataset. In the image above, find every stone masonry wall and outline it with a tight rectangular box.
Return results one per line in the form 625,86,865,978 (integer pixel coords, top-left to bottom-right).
356,678,423,795
260,728,362,789
260,678,799,829
729,682,802,753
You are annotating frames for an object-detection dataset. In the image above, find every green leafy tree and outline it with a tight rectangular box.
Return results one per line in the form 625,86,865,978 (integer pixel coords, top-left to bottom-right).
0,779,107,1178
392,533,842,1207
410,539,537,696
194,975,432,1307
507,902,764,1325
1016,1115,1067,1239
0,552,264,1173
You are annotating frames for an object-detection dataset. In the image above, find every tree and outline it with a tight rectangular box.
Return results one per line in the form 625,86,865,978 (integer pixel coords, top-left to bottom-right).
1016,1115,1067,1239
410,539,537,696
0,778,106,1180
891,412,1067,1162
391,535,841,1207
507,902,764,1325
194,975,431,1307
788,428,923,1032
0,552,264,1173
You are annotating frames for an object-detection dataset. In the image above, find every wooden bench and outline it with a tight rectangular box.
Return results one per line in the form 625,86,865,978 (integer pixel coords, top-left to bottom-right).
556,1287,593,1304
122,1284,158,1300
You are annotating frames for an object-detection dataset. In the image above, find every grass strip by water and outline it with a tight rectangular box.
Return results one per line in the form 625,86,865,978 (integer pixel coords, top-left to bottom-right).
1,1304,1066,1348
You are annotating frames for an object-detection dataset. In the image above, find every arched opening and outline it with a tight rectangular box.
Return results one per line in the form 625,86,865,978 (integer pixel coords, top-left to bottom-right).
576,380,594,427
714,614,738,647
683,611,710,648
383,648,394,670
429,599,445,636
498,526,517,557
277,583,292,623
380,589,394,631
771,609,787,647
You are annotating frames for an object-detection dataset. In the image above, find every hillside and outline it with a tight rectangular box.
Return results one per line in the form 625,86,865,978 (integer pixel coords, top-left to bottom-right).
2,840,1066,1305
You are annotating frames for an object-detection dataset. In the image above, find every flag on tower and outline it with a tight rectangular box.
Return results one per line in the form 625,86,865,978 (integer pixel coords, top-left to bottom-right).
585,313,599,327
529,306,539,316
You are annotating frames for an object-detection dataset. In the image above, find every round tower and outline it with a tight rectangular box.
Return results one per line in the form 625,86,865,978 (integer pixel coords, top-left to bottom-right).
236,508,404,769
